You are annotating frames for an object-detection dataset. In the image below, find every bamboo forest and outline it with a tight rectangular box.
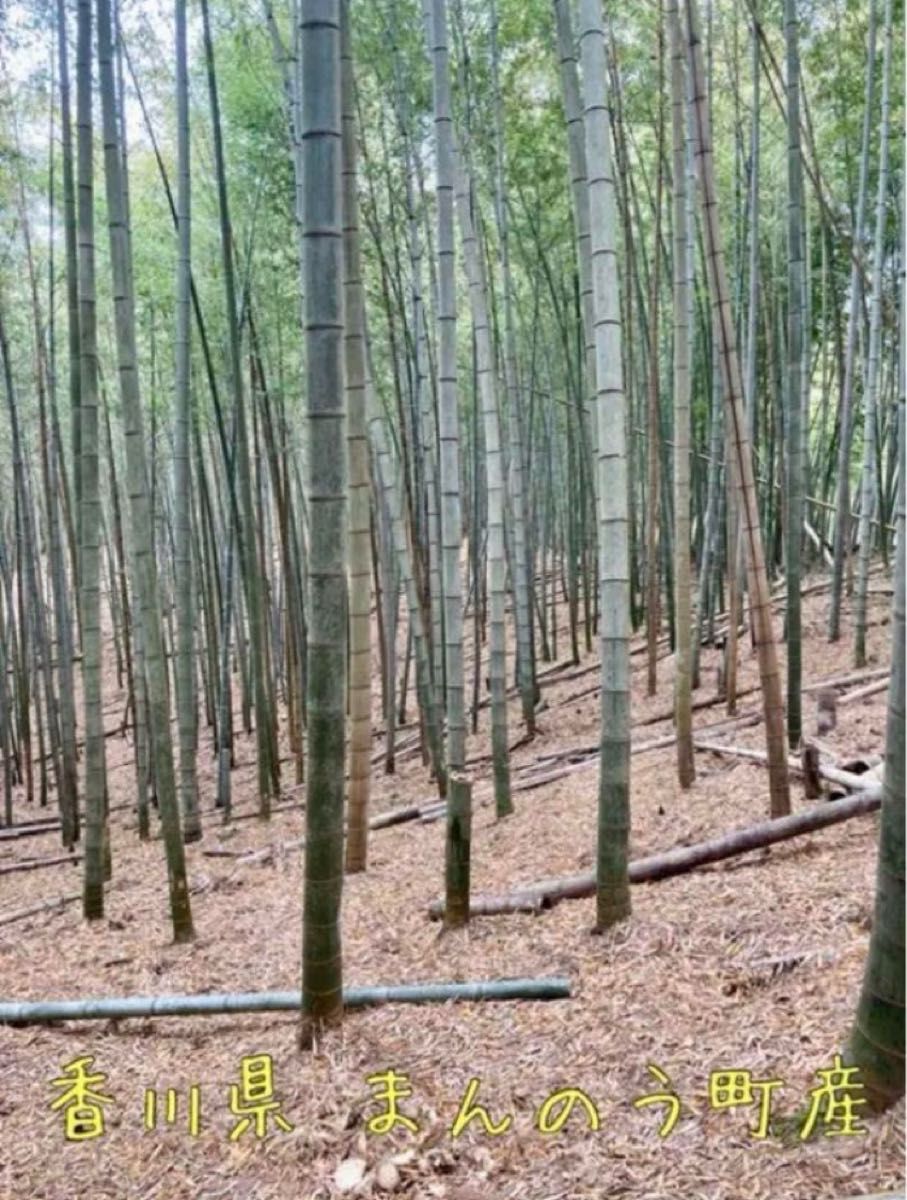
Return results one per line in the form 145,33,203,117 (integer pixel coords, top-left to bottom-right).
0,0,903,1195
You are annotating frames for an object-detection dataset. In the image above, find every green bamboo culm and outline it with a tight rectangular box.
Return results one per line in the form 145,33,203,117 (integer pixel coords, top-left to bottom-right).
784,0,805,749
174,0,201,844
77,0,107,921
667,0,695,790
0,977,571,1026
341,0,373,875
300,0,347,1046
429,0,472,927
57,0,81,601
578,0,631,931
853,0,894,669
200,0,279,816
846,304,905,1110
97,0,194,942
453,154,512,820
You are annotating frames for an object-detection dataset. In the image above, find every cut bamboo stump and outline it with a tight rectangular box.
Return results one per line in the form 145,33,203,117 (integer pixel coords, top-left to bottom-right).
427,790,883,919
0,976,571,1025
801,743,824,800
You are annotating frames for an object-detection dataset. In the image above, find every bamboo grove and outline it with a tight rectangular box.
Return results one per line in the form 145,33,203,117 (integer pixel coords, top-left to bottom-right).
0,0,902,1100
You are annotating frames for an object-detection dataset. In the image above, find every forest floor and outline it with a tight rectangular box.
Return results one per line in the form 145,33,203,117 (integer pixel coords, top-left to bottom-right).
0,570,903,1200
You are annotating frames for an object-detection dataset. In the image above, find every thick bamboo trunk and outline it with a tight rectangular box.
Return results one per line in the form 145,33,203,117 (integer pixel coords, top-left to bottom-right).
430,0,472,927
300,0,346,1042
77,0,107,919
579,0,631,930
341,8,372,874
847,218,904,1109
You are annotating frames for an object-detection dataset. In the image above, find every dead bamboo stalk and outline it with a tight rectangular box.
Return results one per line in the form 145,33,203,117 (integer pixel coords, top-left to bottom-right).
0,820,63,841
838,678,890,706
694,738,881,792
201,799,434,864
0,853,83,876
427,788,883,918
803,666,889,693
0,892,82,928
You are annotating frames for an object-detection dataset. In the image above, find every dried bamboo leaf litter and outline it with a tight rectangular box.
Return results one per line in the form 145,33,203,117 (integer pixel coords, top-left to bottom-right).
0,584,902,1200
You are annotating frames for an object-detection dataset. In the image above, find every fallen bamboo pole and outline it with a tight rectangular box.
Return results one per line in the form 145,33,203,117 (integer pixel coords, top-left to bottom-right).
840,1193,904,1200
201,798,435,862
693,739,881,791
418,715,766,826
0,853,83,876
0,976,571,1025
839,678,890,706
531,709,762,769
0,820,63,842
802,666,889,694
0,893,82,928
427,789,883,919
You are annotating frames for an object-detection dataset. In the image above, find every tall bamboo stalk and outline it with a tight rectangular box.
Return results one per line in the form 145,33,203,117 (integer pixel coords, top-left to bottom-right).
646,15,665,698
201,0,279,815
685,0,790,817
829,0,877,641
430,0,472,927
454,155,512,820
174,0,199,842
77,0,108,918
98,0,193,941
490,0,535,735
847,255,904,1108
300,0,346,1042
854,0,893,667
668,0,695,789
784,0,805,748
579,0,631,930
341,1,372,874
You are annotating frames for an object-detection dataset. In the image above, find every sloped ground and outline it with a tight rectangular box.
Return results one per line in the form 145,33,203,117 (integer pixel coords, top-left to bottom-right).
0,577,903,1200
